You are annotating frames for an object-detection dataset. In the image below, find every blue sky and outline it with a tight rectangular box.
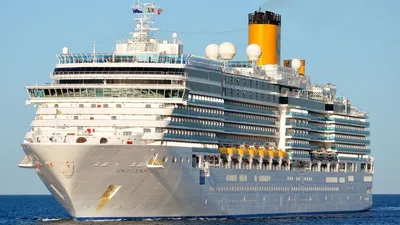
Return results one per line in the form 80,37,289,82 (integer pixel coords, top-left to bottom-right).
0,0,397,194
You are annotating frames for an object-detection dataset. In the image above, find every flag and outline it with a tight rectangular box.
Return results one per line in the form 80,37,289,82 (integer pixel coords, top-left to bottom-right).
157,8,164,15
151,7,155,13
56,109,62,117
148,8,151,13
132,8,143,14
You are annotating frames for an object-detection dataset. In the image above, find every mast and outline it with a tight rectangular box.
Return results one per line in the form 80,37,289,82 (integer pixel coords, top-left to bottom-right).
131,0,162,42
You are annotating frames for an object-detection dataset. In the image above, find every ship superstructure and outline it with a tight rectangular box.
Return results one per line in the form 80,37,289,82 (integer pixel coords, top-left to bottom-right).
19,2,373,220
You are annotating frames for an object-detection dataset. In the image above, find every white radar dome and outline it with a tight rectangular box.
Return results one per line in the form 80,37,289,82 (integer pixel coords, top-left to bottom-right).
205,44,219,60
219,42,236,60
246,44,262,61
291,58,302,70
62,47,69,55
172,33,178,38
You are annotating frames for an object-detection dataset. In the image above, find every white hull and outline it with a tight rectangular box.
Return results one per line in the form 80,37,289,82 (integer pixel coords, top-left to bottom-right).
21,143,373,220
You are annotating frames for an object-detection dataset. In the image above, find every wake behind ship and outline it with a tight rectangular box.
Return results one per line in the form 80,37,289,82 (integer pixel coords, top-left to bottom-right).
18,1,374,220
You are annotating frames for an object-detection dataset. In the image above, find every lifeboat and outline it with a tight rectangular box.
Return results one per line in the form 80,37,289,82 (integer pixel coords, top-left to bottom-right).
258,149,266,157
219,147,228,154
248,146,258,156
268,149,275,157
278,149,288,158
227,147,237,155
238,146,247,155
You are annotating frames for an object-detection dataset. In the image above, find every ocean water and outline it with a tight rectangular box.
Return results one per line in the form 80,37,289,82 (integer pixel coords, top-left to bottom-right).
0,195,399,225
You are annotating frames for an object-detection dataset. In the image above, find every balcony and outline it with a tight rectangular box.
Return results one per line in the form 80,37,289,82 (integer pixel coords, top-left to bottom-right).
285,143,312,149
188,99,224,108
286,133,311,139
332,146,371,154
334,128,370,136
286,112,310,119
286,122,309,129
217,138,265,146
225,104,278,116
329,118,370,127
168,121,223,132
224,127,276,136
334,138,370,145
173,109,224,120
164,133,218,143
225,115,276,126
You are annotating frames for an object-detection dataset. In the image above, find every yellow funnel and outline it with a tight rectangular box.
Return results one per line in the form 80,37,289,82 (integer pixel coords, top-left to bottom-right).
248,10,281,65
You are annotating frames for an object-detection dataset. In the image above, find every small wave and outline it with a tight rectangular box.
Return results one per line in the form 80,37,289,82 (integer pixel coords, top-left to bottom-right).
373,207,400,211
41,218,63,222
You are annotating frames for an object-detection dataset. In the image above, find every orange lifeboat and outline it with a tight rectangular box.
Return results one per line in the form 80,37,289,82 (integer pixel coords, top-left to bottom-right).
258,147,266,157
227,147,237,155
278,149,285,157
238,146,247,155
248,146,257,156
268,149,275,157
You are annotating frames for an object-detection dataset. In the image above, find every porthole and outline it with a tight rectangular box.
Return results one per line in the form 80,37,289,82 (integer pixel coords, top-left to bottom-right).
100,138,108,144
76,137,87,143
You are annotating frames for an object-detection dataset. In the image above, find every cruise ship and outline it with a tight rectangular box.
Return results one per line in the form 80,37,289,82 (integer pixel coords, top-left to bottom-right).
18,1,374,221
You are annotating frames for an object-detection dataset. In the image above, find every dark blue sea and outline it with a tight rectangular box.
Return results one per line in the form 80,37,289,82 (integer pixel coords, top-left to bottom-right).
0,195,399,225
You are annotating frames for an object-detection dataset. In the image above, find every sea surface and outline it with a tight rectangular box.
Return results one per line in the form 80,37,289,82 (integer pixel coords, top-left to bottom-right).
0,194,399,225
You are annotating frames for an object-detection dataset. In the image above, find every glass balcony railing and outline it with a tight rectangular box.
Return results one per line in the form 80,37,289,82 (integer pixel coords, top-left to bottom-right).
286,122,309,128
168,122,223,131
334,128,370,135
225,116,276,126
188,99,224,107
225,104,278,116
329,118,370,126
308,136,369,144
285,143,312,148
309,136,334,141
173,109,224,119
217,138,265,146
287,152,311,159
334,138,370,145
286,133,310,138
337,156,369,162
309,115,330,122
332,146,371,154
308,125,370,135
285,112,310,118
57,53,187,65
164,133,217,142
224,127,275,136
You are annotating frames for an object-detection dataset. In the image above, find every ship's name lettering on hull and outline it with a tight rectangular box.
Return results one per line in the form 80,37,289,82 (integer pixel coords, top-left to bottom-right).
116,169,149,174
